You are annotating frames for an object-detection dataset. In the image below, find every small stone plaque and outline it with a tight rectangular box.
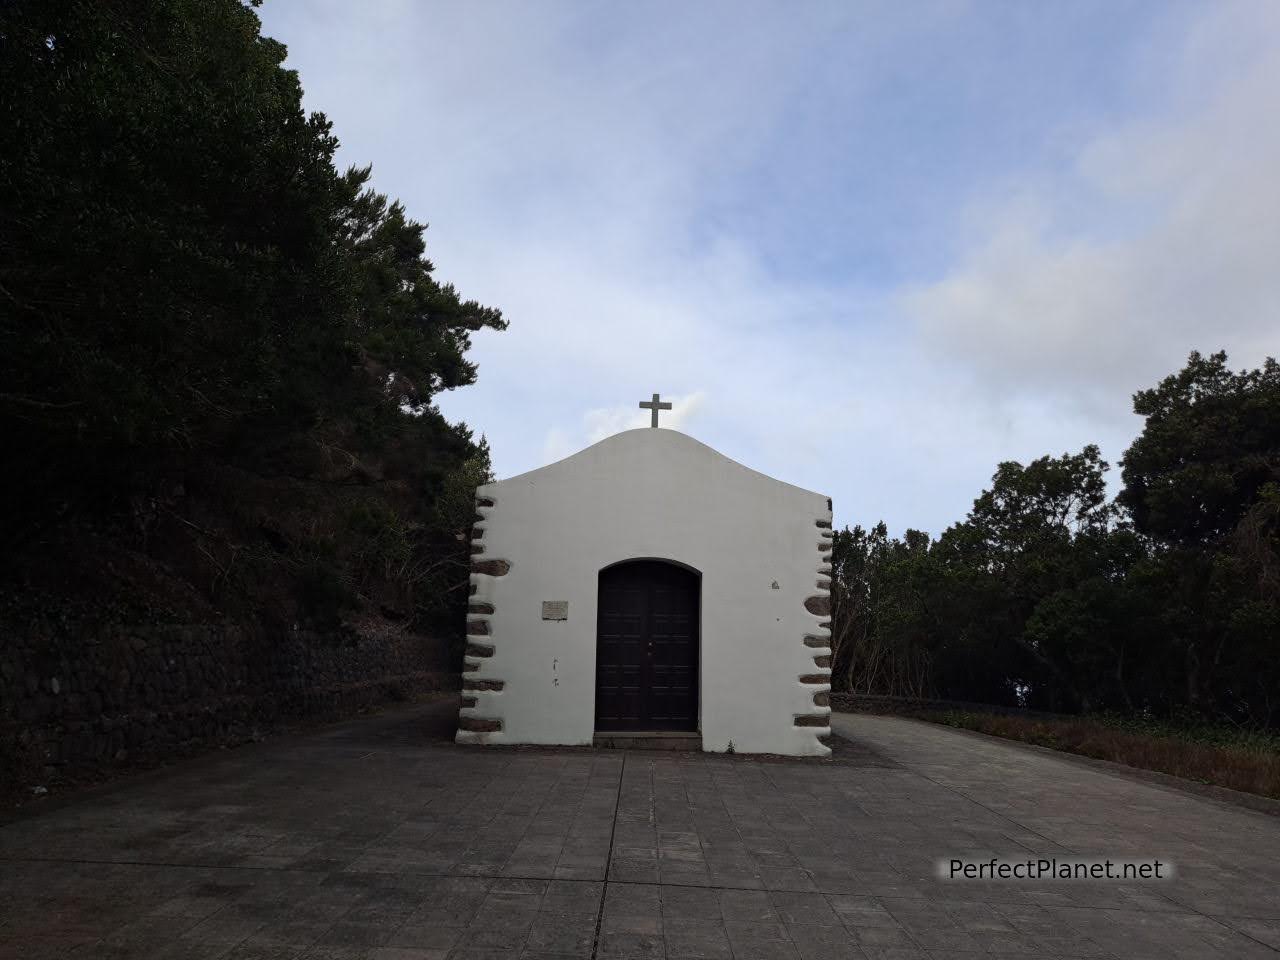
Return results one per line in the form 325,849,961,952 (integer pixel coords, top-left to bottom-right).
541,600,568,621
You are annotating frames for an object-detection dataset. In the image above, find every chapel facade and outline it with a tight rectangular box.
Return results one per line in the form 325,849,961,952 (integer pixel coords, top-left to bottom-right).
456,424,834,756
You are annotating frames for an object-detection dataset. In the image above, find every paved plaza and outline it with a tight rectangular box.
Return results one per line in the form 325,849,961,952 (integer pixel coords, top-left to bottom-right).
1,700,1277,959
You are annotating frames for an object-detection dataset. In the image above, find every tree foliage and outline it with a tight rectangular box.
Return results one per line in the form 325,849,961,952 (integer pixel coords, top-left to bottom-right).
0,0,504,645
1,0,502,506
1120,351,1280,546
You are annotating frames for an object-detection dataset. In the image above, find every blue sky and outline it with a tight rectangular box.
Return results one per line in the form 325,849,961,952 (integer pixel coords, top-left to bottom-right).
259,0,1279,535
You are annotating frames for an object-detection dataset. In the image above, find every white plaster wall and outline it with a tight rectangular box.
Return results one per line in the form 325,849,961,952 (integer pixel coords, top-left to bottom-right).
458,428,833,756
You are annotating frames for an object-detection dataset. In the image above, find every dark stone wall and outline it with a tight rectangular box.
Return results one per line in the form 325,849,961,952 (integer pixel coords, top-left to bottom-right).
0,621,456,795
830,692,1073,720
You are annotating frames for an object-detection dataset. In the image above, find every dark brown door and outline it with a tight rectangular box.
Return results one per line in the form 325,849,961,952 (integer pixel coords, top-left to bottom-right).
595,560,699,731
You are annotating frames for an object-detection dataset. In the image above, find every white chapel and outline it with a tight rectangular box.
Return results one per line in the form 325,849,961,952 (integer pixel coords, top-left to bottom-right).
456,396,834,757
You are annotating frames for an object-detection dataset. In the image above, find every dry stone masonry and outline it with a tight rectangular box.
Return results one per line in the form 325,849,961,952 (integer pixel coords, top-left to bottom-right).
795,512,834,748
0,619,453,793
457,493,506,737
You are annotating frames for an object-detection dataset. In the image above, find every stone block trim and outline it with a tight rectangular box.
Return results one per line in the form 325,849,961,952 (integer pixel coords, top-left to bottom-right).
804,595,831,617
458,493,507,745
794,507,835,756
458,716,502,733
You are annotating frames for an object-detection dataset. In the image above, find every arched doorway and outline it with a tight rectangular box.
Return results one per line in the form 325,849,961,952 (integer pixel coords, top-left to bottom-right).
595,559,700,732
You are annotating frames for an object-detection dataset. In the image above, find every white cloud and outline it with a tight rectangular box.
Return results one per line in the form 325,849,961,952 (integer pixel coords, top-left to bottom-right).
906,1,1280,414
260,0,1280,537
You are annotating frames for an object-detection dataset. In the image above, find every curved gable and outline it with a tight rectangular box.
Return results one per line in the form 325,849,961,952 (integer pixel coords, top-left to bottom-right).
483,428,827,504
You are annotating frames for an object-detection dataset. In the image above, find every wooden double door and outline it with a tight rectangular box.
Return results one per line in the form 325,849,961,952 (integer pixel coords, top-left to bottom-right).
594,560,700,732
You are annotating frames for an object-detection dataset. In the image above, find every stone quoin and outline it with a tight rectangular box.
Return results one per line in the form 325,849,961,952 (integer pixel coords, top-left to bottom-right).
457,426,833,756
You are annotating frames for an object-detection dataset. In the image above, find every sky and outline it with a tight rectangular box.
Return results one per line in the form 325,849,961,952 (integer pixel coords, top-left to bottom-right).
259,0,1279,536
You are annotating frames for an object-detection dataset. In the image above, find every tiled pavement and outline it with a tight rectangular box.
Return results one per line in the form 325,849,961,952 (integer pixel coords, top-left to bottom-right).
0,700,1277,959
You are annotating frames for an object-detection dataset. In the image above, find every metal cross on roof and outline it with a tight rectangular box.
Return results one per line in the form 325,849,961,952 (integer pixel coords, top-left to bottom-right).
638,392,673,428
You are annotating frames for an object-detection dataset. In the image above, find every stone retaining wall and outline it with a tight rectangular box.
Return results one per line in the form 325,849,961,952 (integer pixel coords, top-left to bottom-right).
0,621,455,793
830,692,1074,721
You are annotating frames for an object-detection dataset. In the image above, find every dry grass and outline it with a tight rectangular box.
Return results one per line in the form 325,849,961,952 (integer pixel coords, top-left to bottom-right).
920,710,1280,801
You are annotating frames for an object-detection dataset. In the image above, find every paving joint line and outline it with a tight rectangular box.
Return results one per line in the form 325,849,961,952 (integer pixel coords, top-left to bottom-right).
588,752,625,960
5,854,1266,916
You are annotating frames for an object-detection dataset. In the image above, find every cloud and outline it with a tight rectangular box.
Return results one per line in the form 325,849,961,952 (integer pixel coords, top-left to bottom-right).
259,0,1280,538
905,1,1280,413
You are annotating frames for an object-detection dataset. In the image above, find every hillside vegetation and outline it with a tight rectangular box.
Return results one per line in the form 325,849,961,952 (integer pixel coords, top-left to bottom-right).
0,0,503,789
830,352,1280,731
